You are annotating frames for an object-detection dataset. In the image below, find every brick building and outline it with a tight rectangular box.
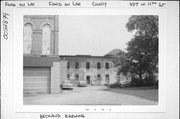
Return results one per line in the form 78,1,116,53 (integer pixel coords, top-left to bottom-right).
23,15,117,94
60,55,117,86
23,15,62,94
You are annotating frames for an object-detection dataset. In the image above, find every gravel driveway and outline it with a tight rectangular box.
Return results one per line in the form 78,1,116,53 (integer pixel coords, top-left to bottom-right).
24,86,158,105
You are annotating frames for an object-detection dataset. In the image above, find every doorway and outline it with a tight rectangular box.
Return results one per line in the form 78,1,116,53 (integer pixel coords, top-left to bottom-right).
86,76,90,84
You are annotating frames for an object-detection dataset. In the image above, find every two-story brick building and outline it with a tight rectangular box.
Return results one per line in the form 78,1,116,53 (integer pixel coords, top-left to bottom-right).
60,55,117,86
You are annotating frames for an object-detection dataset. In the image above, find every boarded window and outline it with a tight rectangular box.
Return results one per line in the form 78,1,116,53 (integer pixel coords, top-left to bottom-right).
97,62,101,69
105,62,109,69
75,62,79,69
24,23,33,54
105,74,109,84
75,74,79,81
67,74,70,80
67,61,70,69
106,74,109,80
86,62,90,69
97,74,101,80
42,24,51,55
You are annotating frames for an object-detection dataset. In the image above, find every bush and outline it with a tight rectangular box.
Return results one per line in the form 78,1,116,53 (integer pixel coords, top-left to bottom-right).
130,76,158,87
143,78,154,86
108,83,121,88
130,78,144,87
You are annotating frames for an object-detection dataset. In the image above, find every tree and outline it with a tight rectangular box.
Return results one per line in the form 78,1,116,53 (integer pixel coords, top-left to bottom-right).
118,15,158,85
126,35,158,80
126,15,158,38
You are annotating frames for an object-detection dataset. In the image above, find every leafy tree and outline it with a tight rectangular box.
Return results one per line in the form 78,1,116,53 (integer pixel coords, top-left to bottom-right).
126,35,158,80
118,15,158,84
126,15,158,38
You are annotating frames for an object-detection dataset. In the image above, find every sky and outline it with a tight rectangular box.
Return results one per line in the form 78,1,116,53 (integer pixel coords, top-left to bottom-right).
58,15,134,56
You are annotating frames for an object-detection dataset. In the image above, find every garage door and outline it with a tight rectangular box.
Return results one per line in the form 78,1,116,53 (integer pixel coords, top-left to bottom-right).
23,67,50,94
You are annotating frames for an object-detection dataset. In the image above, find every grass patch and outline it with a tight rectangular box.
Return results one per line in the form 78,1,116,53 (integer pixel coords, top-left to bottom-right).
103,87,158,101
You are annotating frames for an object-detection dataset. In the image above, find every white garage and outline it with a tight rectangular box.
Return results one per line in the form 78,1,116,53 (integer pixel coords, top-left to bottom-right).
23,67,50,94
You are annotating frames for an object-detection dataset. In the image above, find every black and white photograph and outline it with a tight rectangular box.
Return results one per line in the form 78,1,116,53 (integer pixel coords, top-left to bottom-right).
1,1,179,119
23,15,159,105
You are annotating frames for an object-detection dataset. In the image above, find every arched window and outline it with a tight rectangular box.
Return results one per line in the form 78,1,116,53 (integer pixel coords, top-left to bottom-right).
23,23,33,54
42,24,51,55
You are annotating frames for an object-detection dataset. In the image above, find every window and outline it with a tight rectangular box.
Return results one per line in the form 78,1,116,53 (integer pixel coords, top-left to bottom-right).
97,62,101,69
24,23,33,54
42,24,51,55
105,74,109,83
86,62,90,69
67,74,70,80
75,74,79,81
75,62,79,69
67,61,70,69
106,74,109,80
97,74,101,79
105,62,109,69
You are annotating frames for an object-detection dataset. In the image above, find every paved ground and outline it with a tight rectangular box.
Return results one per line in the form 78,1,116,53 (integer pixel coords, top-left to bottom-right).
24,86,158,105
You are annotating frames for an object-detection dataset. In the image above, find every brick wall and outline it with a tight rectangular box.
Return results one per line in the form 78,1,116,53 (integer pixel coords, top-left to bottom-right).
24,15,59,55
62,56,117,86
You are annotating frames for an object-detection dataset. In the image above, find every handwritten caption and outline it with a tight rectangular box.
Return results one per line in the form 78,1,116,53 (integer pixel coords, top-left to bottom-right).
4,1,107,7
2,13,9,40
129,2,166,7
4,1,166,8
48,1,107,7
40,114,85,119
19,2,35,7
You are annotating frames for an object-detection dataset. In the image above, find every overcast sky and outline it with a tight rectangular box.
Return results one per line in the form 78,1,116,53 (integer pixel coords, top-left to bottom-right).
58,15,134,56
